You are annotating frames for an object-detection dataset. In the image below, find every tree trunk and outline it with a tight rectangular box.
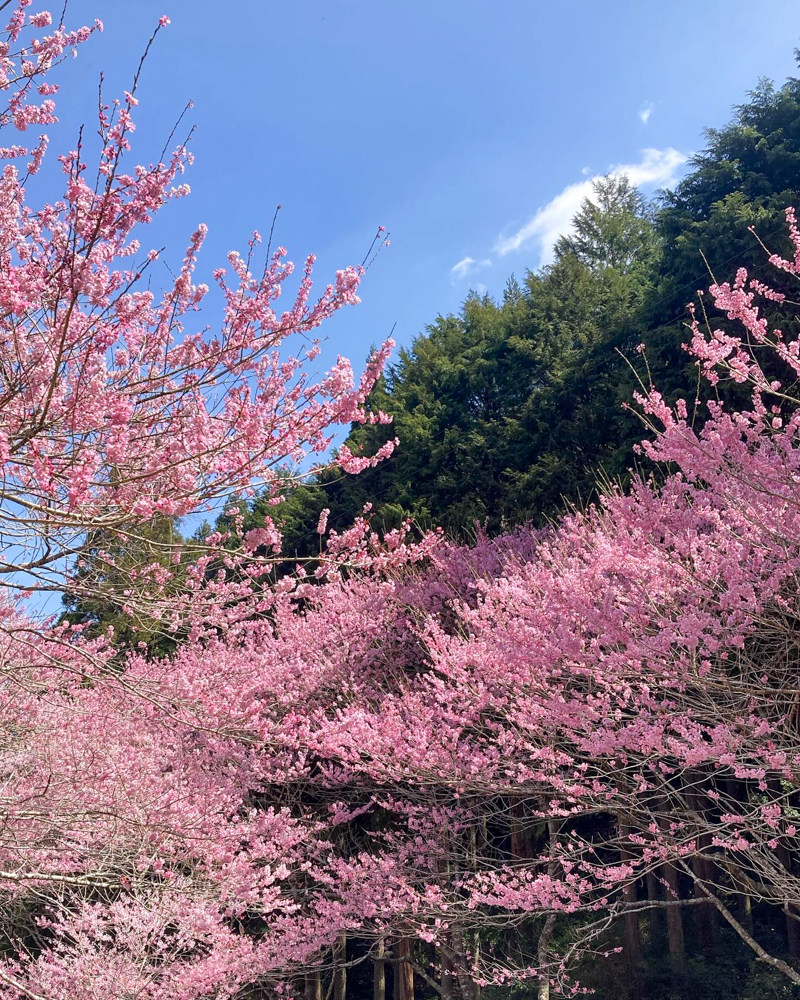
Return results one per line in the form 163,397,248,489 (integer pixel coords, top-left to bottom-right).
305,971,323,1000
724,777,754,938
397,936,415,1000
775,841,800,958
510,796,528,859
618,822,642,1000
333,935,347,1000
663,861,686,976
618,822,642,969
690,853,718,949
645,869,660,940
440,944,454,1000
451,922,479,1000
687,781,718,950
469,825,482,1000
535,818,561,1000
657,804,686,976
536,913,556,1000
737,892,754,936
374,937,386,1000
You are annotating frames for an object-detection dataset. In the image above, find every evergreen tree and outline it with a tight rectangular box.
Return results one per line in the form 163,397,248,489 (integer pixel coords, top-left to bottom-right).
647,69,800,394
240,176,659,542
60,516,186,656
222,58,800,554
554,174,660,279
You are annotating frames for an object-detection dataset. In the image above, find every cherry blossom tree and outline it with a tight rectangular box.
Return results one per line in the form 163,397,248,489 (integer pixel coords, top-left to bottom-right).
0,2,395,641
0,3,395,996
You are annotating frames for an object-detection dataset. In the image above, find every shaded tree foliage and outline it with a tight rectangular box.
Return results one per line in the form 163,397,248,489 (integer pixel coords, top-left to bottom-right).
60,516,186,656
250,174,662,546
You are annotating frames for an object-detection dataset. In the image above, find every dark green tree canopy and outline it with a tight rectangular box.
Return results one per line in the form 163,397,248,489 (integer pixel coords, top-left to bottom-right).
655,73,800,320
554,174,661,277
297,67,800,540
259,174,661,544
60,515,185,656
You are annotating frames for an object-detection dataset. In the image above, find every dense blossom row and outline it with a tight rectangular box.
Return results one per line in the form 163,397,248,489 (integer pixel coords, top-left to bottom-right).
5,244,800,993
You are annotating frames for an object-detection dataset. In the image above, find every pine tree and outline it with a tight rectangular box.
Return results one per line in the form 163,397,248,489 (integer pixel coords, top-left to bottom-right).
60,516,186,656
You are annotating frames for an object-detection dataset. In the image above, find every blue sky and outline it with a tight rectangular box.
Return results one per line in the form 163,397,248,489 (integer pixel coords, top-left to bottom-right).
52,0,799,378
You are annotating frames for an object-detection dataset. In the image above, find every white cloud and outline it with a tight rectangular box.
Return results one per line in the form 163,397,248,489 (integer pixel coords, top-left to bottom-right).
450,256,492,280
639,102,654,125
451,256,476,278
494,147,687,266
581,165,591,176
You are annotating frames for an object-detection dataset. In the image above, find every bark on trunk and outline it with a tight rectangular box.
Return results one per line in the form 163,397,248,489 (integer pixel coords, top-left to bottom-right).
724,777,754,938
439,945,454,1000
397,936,415,1000
536,818,561,1000
373,937,386,1000
618,822,643,1000
687,781,718,950
619,822,642,969
656,802,686,976
663,861,686,976
510,797,528,860
537,914,556,1000
333,935,347,1000
736,892,754,936
690,853,718,949
451,922,479,1000
305,972,323,1000
645,869,660,940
